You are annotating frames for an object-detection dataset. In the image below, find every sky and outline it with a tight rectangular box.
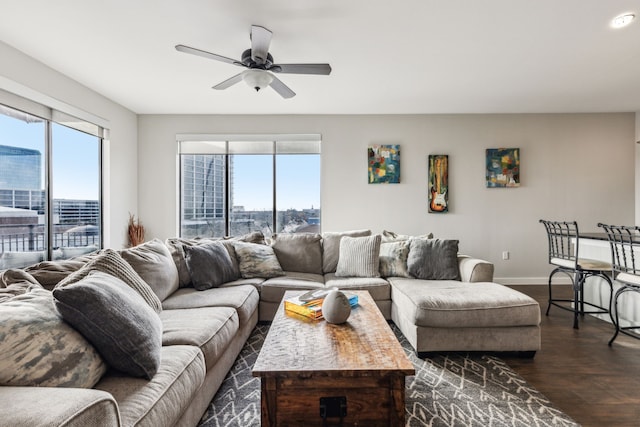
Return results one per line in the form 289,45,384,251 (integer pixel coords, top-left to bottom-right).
231,154,320,211
0,112,100,200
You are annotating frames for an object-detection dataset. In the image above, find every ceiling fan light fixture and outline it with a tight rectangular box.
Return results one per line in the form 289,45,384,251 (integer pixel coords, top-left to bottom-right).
612,13,635,28
243,70,273,92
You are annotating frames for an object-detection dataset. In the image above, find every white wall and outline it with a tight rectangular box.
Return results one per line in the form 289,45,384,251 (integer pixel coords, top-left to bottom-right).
0,41,635,281
0,41,138,248
138,113,636,283
636,111,640,225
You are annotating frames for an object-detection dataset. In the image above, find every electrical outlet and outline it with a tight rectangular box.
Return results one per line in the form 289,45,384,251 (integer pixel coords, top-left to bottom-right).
502,251,510,260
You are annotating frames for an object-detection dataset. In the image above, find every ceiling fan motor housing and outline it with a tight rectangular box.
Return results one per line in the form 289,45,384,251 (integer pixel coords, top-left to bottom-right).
241,49,274,69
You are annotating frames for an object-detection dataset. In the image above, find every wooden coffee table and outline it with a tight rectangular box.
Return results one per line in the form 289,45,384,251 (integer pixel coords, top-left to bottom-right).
252,290,415,426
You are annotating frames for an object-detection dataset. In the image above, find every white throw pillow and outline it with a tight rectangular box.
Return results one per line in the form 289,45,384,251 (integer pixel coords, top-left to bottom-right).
335,234,382,278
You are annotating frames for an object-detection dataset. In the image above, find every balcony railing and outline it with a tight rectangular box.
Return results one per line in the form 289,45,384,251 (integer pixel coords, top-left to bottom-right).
0,224,99,253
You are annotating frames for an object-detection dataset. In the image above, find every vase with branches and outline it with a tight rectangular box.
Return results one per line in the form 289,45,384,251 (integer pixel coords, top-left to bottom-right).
127,213,145,247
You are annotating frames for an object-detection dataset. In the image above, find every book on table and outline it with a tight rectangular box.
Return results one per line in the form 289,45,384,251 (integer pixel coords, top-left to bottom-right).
284,291,359,320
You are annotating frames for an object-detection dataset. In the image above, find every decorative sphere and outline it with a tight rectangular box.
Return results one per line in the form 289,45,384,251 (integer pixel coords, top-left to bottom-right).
322,289,351,324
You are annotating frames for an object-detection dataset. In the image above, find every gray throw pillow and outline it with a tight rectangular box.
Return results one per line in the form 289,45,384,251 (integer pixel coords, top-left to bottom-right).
407,238,461,280
53,271,163,379
184,240,239,290
271,233,323,274
232,241,285,279
335,234,382,278
379,240,411,278
57,249,162,313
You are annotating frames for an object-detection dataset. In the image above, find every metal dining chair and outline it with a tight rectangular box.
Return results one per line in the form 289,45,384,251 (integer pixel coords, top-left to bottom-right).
539,220,613,329
598,223,640,345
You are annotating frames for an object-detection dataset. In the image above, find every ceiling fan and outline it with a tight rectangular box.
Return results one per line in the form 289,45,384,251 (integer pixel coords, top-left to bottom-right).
175,25,332,99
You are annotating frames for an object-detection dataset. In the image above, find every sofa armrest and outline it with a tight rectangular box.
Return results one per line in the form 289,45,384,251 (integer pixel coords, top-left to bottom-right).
458,255,494,282
0,386,120,426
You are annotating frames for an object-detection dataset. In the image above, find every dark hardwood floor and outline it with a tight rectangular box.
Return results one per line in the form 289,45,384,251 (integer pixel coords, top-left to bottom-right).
504,285,640,427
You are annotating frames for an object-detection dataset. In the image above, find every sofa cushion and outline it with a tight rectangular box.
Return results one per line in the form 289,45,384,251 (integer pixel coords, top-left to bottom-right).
0,386,119,427
335,234,382,278
162,284,259,325
57,248,162,313
0,285,106,388
53,271,163,379
321,229,371,274
95,345,205,427
271,232,323,275
324,273,391,301
260,272,325,303
120,238,179,301
232,241,285,279
160,306,239,370
184,240,239,290
379,240,411,278
407,238,461,280
389,278,541,328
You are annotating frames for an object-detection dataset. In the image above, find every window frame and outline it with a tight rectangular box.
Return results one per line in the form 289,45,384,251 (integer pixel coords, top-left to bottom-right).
0,88,106,263
177,134,321,238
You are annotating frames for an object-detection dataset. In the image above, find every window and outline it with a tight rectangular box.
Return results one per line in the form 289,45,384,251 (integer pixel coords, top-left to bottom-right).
179,135,321,239
0,102,103,269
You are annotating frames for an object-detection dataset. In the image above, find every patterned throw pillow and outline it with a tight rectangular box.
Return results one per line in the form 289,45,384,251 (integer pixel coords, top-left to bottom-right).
53,271,163,379
335,234,382,278
57,249,162,313
381,230,434,242
0,286,106,387
232,241,285,279
379,240,411,278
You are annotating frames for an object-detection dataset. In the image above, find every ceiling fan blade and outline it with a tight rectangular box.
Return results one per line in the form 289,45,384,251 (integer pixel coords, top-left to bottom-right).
250,25,272,65
272,63,332,75
269,75,296,99
212,72,245,90
175,44,243,66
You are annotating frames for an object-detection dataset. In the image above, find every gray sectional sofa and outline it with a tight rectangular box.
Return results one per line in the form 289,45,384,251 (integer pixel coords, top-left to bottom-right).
0,229,540,426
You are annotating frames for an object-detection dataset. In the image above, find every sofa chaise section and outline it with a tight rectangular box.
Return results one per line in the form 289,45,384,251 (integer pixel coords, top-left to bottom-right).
390,278,541,355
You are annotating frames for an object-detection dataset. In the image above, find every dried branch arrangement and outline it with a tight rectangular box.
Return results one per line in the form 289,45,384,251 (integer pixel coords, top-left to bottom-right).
127,213,145,247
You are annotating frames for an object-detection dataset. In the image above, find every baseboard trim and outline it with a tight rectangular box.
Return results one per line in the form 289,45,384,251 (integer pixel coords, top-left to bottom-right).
494,277,572,286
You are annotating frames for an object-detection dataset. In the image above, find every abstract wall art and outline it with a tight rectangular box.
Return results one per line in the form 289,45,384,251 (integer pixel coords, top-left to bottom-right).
368,144,400,184
486,148,520,188
428,155,448,213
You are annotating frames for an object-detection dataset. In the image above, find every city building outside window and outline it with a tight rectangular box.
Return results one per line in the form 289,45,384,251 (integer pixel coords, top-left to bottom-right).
0,103,103,269
179,135,320,239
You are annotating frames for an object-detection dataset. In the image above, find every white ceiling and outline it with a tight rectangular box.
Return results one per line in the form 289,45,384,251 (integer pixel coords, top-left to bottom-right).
1,0,639,115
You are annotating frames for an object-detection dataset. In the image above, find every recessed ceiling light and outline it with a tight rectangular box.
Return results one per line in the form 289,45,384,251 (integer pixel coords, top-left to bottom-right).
612,13,635,28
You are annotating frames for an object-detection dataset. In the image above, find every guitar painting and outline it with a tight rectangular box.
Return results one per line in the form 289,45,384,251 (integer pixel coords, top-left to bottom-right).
429,155,448,213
